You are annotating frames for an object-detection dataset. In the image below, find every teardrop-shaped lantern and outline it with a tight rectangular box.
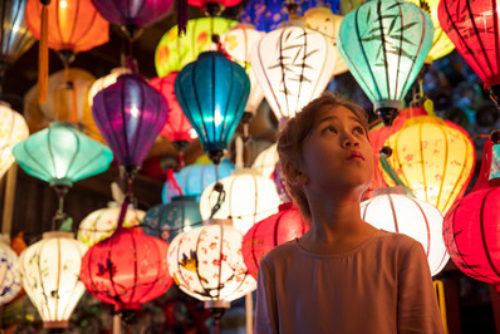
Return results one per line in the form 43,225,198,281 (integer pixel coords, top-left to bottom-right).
250,23,336,122
12,122,113,187
92,74,168,169
338,0,434,125
0,102,29,179
175,51,250,164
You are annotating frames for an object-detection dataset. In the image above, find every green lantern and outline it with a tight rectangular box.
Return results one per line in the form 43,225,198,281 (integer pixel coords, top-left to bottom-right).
12,122,113,187
338,0,434,125
154,17,238,77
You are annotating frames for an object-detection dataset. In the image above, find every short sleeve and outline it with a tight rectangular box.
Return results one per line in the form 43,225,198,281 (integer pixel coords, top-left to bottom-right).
397,241,445,334
255,257,279,334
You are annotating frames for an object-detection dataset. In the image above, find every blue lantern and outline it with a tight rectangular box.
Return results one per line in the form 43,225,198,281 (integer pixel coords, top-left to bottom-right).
174,51,250,164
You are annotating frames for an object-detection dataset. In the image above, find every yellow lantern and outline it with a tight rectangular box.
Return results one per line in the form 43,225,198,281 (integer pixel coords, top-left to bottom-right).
304,7,349,76
407,0,455,63
0,102,29,179
382,116,475,213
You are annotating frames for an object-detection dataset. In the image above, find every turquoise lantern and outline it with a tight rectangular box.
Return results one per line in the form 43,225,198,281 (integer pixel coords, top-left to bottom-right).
174,51,250,164
337,0,434,125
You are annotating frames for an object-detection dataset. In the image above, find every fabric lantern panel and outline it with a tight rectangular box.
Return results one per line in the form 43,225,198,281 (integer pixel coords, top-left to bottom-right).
0,0,35,65
361,187,449,276
242,203,308,279
0,102,29,179
0,234,22,306
250,24,335,121
12,122,113,187
382,116,476,214
167,221,256,305
19,232,88,328
251,143,278,179
155,17,238,77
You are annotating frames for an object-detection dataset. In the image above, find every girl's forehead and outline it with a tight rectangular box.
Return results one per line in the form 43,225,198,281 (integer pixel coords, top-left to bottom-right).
314,105,363,125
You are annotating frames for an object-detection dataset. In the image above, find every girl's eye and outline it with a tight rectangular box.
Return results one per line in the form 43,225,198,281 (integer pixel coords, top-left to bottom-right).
323,126,337,134
353,126,365,135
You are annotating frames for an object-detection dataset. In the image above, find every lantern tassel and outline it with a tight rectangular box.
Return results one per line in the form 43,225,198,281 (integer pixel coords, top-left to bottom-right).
433,280,449,334
71,81,78,123
379,152,415,197
166,168,183,196
37,1,50,104
177,0,188,36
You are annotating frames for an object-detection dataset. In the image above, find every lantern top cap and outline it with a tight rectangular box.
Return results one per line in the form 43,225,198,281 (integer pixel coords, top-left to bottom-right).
171,195,198,202
231,23,257,31
204,218,233,226
198,51,228,60
304,6,340,17
204,300,230,309
373,100,402,111
372,186,406,197
277,19,307,29
42,231,74,240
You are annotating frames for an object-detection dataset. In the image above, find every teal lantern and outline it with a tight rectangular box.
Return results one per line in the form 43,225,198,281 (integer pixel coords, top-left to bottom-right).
174,51,250,164
337,0,434,125
12,122,113,187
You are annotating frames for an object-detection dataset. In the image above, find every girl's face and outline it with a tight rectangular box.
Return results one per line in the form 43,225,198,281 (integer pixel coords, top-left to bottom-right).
301,105,374,195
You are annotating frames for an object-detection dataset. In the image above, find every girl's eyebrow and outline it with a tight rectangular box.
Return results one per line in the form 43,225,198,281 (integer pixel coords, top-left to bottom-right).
317,115,363,127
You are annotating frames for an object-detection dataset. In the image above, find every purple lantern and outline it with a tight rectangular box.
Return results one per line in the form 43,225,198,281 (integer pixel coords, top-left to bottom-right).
92,74,168,169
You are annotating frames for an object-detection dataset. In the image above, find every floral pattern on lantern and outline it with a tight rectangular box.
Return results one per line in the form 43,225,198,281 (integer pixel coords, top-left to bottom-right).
0,0,35,65
167,221,256,303
19,232,88,328
252,143,278,179
0,102,29,179
0,234,21,306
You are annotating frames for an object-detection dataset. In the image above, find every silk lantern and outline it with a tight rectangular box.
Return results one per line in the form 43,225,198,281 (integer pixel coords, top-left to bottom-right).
143,195,202,242
155,17,238,77
438,0,500,106
167,220,256,308
92,74,168,169
149,73,197,147
382,116,475,214
361,187,449,276
338,0,434,125
0,102,29,179
242,203,308,279
250,23,336,122
19,232,88,328
252,143,278,179
304,7,349,76
80,226,173,311
175,51,250,164
199,168,280,233
0,234,22,306
443,138,500,285
12,122,113,187
77,204,145,246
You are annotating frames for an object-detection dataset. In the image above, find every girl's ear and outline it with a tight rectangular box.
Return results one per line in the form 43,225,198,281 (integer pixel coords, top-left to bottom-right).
282,161,308,186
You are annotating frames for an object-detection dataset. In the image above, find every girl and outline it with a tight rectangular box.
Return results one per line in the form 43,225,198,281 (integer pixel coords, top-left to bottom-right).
255,93,444,334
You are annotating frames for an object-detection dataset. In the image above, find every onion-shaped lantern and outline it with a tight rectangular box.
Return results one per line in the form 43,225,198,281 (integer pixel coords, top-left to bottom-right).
250,23,335,122
77,204,145,246
143,195,202,242
361,187,449,276
252,143,278,179
382,116,476,214
167,220,256,308
242,203,308,279
155,17,237,77
19,232,88,328
80,226,173,311
338,0,434,125
175,51,250,164
92,74,168,170
199,168,280,233
0,102,29,179
0,234,22,306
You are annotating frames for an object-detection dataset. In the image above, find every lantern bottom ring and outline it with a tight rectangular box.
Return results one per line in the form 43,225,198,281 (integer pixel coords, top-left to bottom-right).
43,320,69,329
204,300,230,309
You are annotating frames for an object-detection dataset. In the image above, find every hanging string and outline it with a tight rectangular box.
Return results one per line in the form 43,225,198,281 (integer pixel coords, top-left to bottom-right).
177,0,188,36
38,0,51,104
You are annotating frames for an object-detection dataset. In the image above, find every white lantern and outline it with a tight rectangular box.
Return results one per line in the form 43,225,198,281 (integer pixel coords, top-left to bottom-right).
360,187,449,276
87,67,133,107
250,22,335,121
304,7,349,76
19,232,88,328
77,203,145,246
0,102,29,179
167,219,256,308
251,143,278,178
0,234,22,306
199,168,280,233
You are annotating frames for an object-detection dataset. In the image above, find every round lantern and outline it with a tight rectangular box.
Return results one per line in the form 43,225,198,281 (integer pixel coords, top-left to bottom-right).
382,116,476,214
12,122,113,187
250,23,336,122
0,102,29,179
19,232,88,328
80,226,173,311
162,157,235,203
88,67,132,107
77,204,145,246
242,203,308,279
0,234,22,306
167,220,256,307
337,0,434,125
252,143,278,179
304,7,349,76
438,0,500,106
175,51,250,164
143,195,202,242
361,187,449,276
149,72,197,146
199,168,281,233
155,17,238,77
92,74,168,169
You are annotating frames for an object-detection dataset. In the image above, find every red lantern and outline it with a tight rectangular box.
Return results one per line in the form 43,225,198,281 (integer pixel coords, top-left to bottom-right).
443,137,500,286
149,72,197,148
242,202,308,279
80,226,173,311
